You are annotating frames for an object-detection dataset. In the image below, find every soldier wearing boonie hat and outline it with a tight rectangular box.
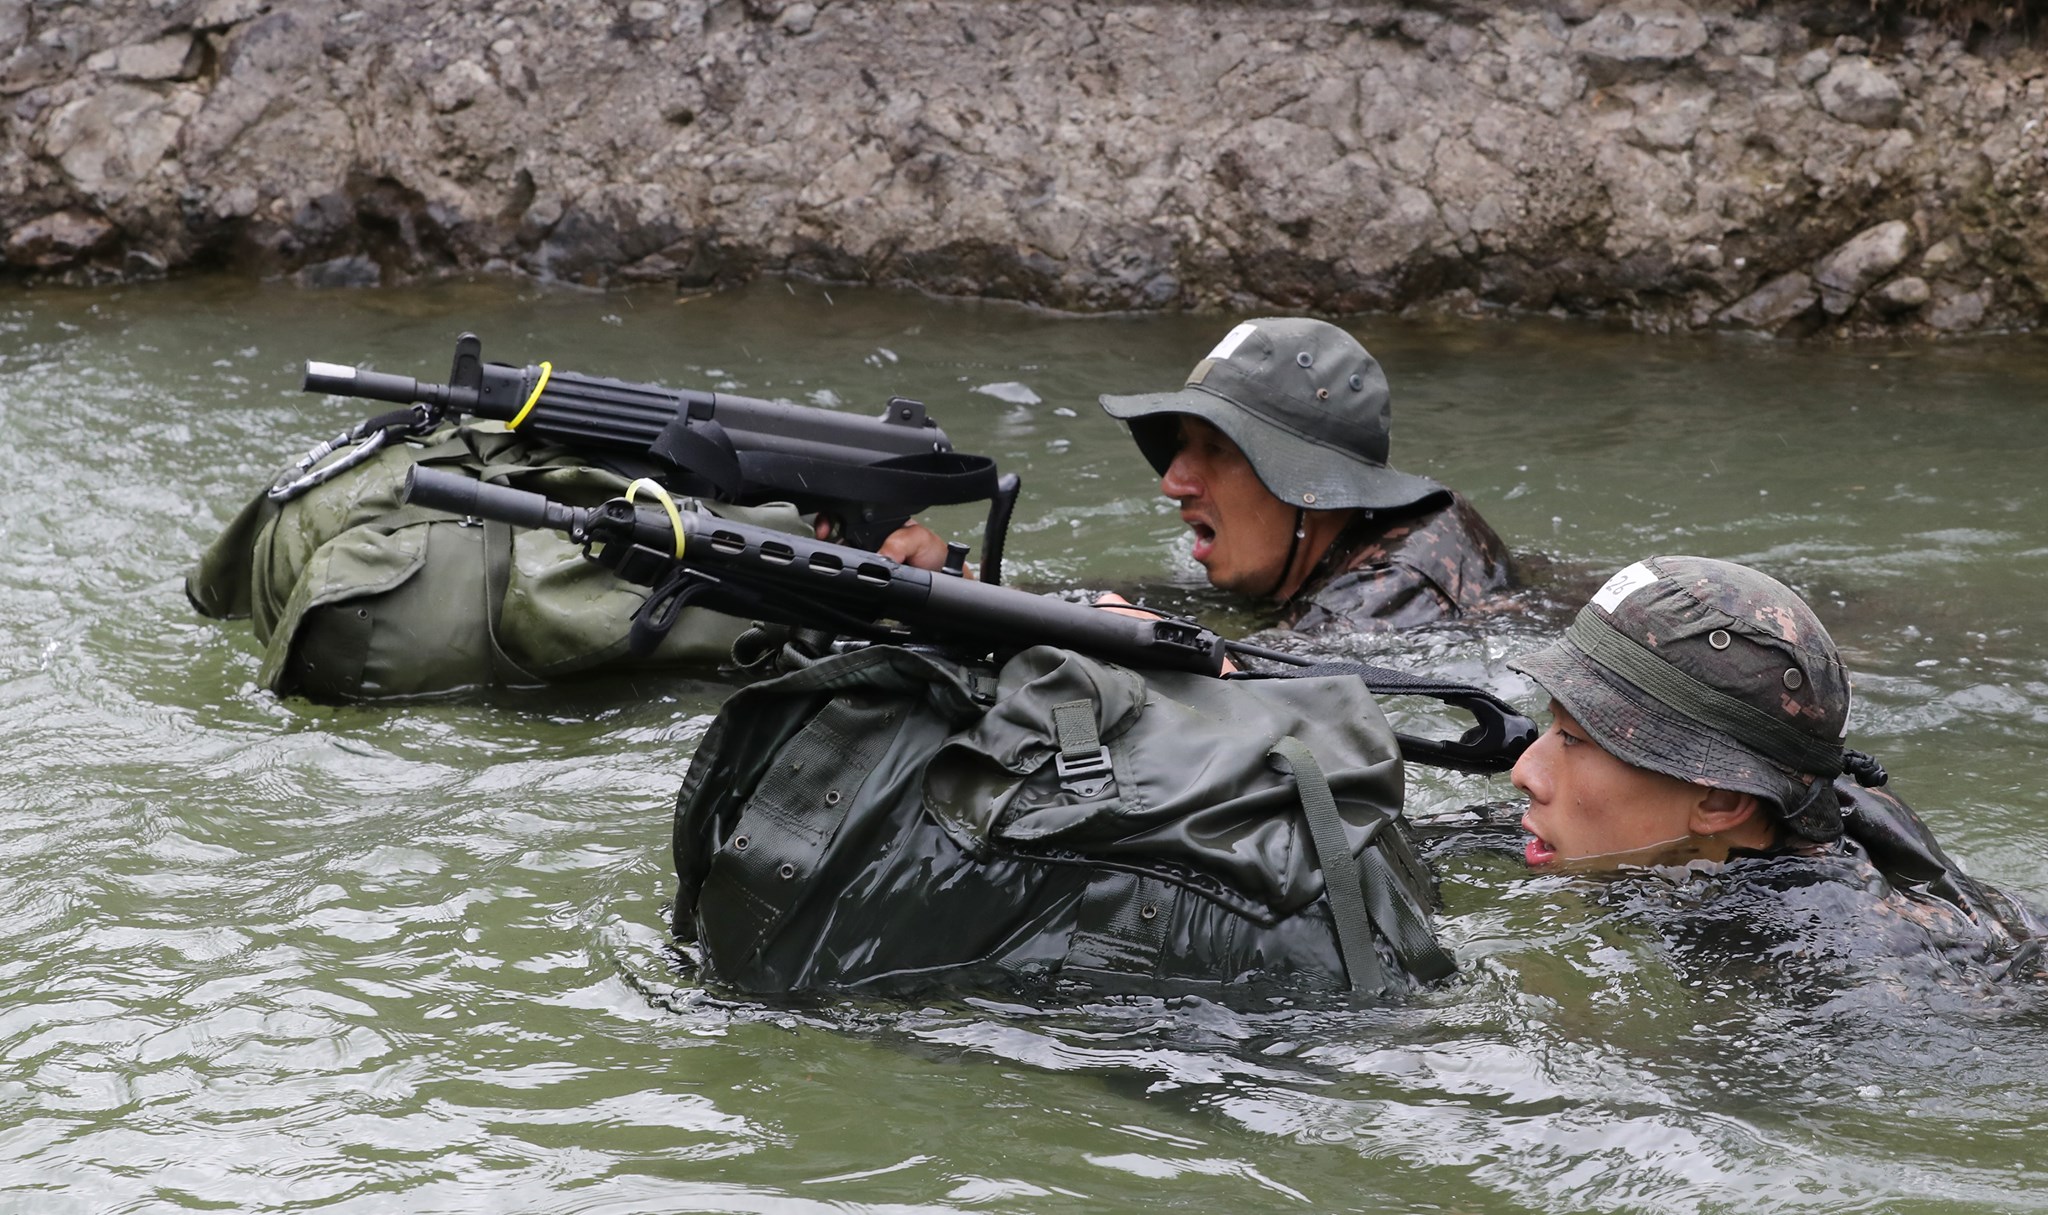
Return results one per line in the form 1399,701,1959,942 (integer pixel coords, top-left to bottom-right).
1509,555,1861,862
1502,554,2048,976
1098,318,1511,631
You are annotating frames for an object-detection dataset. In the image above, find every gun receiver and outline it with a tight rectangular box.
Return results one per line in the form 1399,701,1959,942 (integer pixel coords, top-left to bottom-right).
402,468,1535,773
303,333,1018,568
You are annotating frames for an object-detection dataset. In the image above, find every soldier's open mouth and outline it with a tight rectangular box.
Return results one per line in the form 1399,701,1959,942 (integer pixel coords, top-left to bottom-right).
1521,815,1558,866
1189,521,1216,562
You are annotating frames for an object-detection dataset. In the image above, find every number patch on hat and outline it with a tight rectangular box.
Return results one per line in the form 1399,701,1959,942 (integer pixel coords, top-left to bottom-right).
1591,561,1659,612
1207,323,1259,361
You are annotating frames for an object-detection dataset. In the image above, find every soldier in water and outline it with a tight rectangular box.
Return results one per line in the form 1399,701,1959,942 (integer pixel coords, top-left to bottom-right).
893,317,1514,632
1505,554,2045,984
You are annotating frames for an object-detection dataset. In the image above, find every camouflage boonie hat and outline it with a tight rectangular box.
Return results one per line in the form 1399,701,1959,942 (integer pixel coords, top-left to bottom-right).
1509,556,1850,841
1098,318,1448,513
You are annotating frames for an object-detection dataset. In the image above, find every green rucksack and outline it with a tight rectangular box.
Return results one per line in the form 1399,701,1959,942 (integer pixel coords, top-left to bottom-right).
671,642,1455,1001
188,420,808,700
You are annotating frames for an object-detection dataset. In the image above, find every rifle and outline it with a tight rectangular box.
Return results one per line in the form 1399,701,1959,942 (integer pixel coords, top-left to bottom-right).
288,332,1023,577
402,466,1537,775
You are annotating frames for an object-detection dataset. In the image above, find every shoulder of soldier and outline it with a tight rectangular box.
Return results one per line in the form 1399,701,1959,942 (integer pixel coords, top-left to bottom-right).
1318,490,1513,599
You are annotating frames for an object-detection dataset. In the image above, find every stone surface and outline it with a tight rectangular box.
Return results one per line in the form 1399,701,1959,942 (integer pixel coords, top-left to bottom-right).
1815,57,1906,128
1927,286,1989,331
1815,220,1916,314
1572,0,1708,84
0,0,2042,336
4,208,114,267
1720,271,1820,333
86,34,199,81
1870,275,1931,315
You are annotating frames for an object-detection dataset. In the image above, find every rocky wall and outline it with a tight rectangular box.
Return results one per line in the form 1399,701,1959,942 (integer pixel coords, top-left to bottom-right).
3,0,2044,336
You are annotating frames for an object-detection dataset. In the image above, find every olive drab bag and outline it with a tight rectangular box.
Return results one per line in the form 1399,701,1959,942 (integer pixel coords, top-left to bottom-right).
672,642,1456,1000
187,420,808,700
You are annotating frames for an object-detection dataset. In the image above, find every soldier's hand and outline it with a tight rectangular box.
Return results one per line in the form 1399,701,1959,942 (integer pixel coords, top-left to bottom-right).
816,518,968,576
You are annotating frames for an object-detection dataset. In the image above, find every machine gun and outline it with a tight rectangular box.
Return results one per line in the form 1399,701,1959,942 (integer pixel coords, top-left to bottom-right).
402,467,1536,775
290,332,1022,577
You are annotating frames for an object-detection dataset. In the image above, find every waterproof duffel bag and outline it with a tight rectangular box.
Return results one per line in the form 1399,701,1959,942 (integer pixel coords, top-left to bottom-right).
188,420,807,701
672,642,1455,1000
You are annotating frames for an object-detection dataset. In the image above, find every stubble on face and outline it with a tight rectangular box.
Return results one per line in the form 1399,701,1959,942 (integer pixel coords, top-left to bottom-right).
1159,418,1299,597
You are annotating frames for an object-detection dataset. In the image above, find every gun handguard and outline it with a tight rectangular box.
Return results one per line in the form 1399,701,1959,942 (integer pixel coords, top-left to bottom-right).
403,467,1227,676
307,333,1004,551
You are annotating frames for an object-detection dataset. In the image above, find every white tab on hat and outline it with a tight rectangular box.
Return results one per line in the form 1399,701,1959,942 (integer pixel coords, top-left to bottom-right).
1591,561,1659,613
1207,323,1259,361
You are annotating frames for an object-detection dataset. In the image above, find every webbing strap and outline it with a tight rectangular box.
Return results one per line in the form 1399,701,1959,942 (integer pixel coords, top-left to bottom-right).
649,415,744,499
1051,699,1099,758
1063,873,1174,977
1051,699,1114,798
479,518,542,688
1358,848,1456,982
736,449,1001,507
1268,737,1385,996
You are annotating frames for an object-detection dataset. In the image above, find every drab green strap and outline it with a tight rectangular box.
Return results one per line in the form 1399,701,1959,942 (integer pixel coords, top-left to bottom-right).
1566,608,1843,776
1063,873,1174,977
1269,737,1384,996
1358,847,1456,982
1051,699,1099,757
479,518,541,688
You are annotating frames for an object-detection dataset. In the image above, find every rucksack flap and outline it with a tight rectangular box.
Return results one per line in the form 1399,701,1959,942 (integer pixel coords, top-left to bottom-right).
672,643,1447,999
923,645,1407,919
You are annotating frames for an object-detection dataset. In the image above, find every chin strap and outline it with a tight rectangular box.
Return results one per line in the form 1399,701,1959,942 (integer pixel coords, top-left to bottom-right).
1266,508,1308,601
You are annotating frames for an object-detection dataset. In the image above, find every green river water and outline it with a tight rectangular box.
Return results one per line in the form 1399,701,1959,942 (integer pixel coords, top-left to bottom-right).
3,276,2046,1213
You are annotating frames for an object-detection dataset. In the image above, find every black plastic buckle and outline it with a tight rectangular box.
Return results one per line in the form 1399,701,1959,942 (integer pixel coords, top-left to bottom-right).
1055,746,1114,799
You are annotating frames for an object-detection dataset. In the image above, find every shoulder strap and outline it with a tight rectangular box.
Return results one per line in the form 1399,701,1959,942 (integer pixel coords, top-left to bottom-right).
1271,736,1457,994
1269,737,1385,995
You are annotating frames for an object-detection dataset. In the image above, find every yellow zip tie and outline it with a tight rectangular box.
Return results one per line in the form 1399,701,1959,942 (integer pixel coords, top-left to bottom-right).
507,361,552,430
625,477,686,558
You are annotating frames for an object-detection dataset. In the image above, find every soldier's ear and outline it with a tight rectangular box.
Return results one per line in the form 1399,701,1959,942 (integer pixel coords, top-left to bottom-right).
1691,786,1761,836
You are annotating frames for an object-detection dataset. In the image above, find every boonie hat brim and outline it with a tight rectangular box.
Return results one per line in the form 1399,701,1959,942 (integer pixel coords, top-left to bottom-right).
1099,384,1448,513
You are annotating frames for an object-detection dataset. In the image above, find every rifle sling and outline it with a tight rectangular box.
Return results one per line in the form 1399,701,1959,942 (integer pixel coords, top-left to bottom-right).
728,449,1001,509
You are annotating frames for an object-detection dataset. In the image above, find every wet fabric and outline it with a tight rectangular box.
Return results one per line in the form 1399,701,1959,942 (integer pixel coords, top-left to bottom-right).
670,643,1450,1001
188,419,807,701
1424,779,2048,993
1280,492,1514,634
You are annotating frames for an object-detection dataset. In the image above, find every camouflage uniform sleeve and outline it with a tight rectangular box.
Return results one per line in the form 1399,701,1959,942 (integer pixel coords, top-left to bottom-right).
1280,492,1515,635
